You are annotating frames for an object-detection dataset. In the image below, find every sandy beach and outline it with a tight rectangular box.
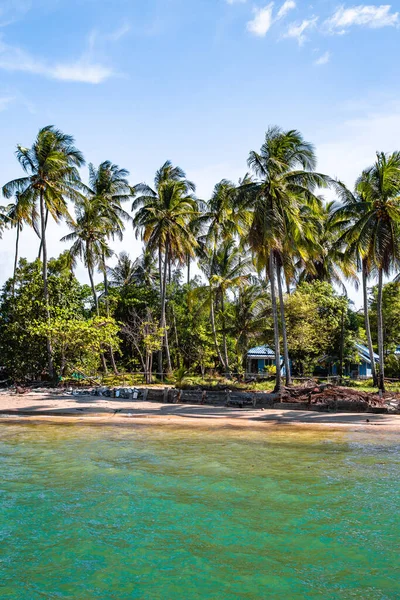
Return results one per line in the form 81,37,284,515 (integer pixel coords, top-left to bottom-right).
0,391,399,430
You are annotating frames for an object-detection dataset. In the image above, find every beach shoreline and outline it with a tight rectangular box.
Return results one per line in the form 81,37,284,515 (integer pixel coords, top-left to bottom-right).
0,392,399,431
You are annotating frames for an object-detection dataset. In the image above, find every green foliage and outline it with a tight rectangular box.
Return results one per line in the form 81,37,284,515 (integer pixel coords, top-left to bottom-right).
0,256,86,379
285,281,358,375
370,281,400,353
29,311,120,376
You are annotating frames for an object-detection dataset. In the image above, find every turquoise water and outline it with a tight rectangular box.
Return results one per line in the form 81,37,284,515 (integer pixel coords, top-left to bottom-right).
0,423,399,599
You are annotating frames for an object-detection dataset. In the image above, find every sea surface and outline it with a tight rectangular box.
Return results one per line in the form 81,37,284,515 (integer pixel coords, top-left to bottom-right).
0,422,399,599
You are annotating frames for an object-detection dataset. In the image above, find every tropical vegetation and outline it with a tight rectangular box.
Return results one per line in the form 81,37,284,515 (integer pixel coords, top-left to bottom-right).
1,124,400,392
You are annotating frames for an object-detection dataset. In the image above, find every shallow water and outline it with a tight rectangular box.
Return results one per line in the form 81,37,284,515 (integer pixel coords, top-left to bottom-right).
0,424,399,599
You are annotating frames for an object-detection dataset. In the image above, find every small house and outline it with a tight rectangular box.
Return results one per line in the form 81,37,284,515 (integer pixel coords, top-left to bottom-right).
247,345,285,375
331,343,379,378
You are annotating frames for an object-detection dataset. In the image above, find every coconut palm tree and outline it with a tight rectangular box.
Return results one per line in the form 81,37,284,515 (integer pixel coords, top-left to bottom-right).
199,240,252,373
84,161,132,373
132,164,198,374
243,126,329,392
62,196,113,315
61,196,114,374
2,126,84,377
231,282,270,371
331,180,378,385
107,250,158,289
332,154,400,391
1,192,38,296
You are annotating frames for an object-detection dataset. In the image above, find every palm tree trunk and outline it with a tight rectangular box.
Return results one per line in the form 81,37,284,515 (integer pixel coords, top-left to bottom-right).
87,252,107,374
38,208,49,259
187,255,190,285
269,249,281,394
362,261,377,386
276,260,291,386
158,247,163,376
102,250,119,375
377,267,385,392
40,189,54,379
161,242,172,373
171,305,181,369
210,284,225,371
220,291,230,376
88,264,99,314
12,224,20,297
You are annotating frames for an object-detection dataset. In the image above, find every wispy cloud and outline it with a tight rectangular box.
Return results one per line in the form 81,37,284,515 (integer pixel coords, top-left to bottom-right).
247,3,274,36
276,0,296,20
105,23,131,42
284,16,318,45
0,95,14,110
247,1,296,37
0,0,31,27
314,50,331,65
226,0,247,4
0,37,114,83
325,4,399,34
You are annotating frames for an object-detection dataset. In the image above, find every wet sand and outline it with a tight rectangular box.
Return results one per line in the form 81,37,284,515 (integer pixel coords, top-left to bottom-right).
0,391,399,430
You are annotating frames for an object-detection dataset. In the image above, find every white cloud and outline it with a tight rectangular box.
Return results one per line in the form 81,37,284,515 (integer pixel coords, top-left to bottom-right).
247,3,274,36
325,4,399,33
226,0,247,3
284,16,318,44
0,38,114,83
314,50,331,65
50,61,113,84
276,0,296,20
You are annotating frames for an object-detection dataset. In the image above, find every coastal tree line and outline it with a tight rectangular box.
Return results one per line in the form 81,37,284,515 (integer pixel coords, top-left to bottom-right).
1,125,400,392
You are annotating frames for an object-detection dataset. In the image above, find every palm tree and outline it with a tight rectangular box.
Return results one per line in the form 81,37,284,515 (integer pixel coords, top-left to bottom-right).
61,196,113,373
331,180,377,385
1,192,38,296
231,282,269,372
200,240,251,373
107,250,158,289
243,126,329,392
85,161,131,373
2,126,84,377
132,163,198,374
332,154,400,391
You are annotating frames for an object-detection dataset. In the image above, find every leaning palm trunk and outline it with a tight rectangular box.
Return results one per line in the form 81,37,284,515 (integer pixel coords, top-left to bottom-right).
12,224,20,297
157,248,163,376
161,243,172,373
362,261,377,386
102,250,119,375
209,284,226,371
276,260,291,386
269,250,281,393
87,252,107,374
38,208,49,260
39,190,54,379
220,292,230,376
377,268,385,392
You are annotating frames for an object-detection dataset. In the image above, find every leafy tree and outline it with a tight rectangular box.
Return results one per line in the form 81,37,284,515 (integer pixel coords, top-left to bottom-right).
285,281,358,376
0,255,86,380
369,281,400,355
30,311,120,377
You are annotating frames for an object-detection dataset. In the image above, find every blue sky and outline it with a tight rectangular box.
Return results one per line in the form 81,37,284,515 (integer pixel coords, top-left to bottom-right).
1,0,400,304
